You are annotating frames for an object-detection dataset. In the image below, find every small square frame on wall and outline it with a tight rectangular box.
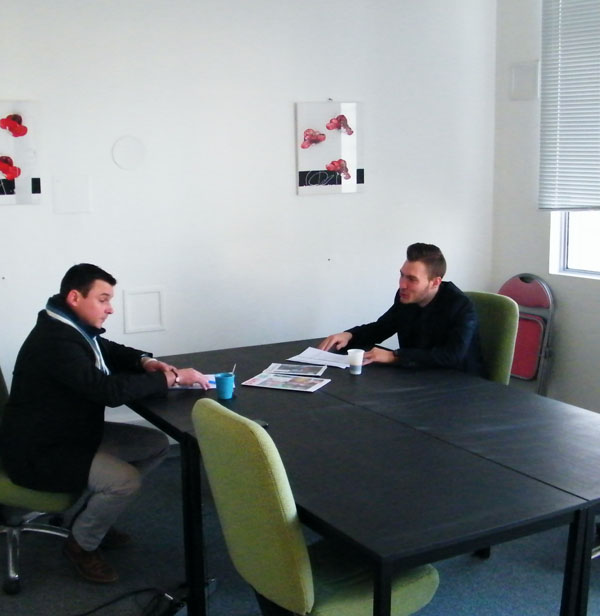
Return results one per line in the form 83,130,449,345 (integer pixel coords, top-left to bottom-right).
123,288,165,334
296,101,364,196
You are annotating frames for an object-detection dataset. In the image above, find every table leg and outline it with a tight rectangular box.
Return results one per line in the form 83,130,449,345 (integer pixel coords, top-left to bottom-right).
575,507,596,616
373,561,393,616
179,435,208,616
560,508,595,616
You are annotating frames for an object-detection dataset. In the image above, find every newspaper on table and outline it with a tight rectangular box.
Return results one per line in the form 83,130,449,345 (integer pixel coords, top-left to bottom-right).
262,363,327,377
287,347,350,369
242,373,330,393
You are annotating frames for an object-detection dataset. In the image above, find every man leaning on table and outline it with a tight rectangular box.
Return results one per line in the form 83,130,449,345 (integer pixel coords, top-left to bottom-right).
318,242,485,376
0,263,210,584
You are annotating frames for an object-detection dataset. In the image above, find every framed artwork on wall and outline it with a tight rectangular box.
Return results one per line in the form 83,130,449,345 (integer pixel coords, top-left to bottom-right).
296,101,364,196
0,100,41,206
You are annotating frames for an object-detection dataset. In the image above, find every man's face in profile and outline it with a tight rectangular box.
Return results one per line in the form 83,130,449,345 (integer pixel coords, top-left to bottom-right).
398,260,441,307
67,280,115,329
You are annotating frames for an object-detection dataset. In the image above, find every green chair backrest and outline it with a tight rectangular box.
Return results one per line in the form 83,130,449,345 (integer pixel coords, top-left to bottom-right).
465,291,519,385
192,399,314,614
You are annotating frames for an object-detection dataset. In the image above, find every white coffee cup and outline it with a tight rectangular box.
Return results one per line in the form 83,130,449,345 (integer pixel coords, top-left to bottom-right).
347,349,365,375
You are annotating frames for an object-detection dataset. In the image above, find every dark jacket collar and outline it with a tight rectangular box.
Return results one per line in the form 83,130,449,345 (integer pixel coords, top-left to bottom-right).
46,294,106,338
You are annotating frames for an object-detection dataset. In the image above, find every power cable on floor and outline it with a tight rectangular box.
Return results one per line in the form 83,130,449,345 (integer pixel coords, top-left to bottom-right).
66,586,185,616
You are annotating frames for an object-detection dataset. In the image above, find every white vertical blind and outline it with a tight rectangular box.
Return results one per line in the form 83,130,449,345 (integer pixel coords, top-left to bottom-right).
540,0,600,210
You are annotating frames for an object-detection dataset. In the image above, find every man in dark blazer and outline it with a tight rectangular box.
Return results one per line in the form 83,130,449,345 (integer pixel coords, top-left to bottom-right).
0,264,210,583
318,243,485,376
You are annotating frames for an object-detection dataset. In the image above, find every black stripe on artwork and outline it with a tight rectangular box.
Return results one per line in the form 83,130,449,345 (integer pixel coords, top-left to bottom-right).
298,169,364,187
0,178,42,195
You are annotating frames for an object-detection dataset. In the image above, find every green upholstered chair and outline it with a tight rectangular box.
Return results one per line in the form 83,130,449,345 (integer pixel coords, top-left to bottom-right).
192,398,439,616
465,291,519,385
464,292,519,560
0,364,80,594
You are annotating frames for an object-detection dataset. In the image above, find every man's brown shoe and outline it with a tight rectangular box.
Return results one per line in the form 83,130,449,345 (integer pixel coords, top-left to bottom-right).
64,534,118,583
100,527,132,550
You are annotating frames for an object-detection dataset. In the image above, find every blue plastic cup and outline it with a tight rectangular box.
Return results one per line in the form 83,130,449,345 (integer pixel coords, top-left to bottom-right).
215,372,235,400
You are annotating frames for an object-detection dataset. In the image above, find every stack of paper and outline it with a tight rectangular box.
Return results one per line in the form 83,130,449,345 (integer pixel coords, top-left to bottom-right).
169,374,217,390
287,347,350,369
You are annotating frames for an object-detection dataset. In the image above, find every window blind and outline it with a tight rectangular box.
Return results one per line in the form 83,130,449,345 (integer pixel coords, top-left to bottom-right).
539,0,600,210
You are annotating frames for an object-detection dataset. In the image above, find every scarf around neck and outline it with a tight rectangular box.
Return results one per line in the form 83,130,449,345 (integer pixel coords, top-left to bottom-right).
45,295,110,375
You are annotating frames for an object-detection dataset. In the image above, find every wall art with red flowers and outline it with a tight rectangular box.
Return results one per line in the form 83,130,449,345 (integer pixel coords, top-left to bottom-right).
295,101,363,196
0,101,41,205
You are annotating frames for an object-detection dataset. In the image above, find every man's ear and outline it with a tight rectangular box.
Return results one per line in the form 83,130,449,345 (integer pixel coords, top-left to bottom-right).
431,276,442,290
65,289,80,309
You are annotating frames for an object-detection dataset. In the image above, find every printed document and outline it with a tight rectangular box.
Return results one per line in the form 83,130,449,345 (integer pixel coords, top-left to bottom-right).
263,363,327,376
242,373,330,393
287,347,350,369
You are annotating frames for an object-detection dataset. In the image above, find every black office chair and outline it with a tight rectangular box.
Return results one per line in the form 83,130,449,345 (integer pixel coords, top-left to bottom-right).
0,363,80,594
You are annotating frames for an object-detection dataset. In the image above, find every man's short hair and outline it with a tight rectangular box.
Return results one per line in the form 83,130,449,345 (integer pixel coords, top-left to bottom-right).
59,264,117,299
406,243,446,279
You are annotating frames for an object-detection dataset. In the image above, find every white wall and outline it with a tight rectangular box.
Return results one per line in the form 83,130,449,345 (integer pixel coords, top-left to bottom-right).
1,0,497,401
494,0,600,412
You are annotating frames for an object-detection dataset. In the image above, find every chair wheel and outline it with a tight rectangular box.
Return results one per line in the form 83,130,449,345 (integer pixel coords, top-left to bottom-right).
48,514,65,526
3,578,20,595
473,547,491,559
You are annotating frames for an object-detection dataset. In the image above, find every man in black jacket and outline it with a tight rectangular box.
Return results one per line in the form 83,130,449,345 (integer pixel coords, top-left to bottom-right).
318,243,485,376
0,264,210,583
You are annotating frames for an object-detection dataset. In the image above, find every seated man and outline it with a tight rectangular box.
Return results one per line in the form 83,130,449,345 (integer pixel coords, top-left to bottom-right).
0,263,210,584
319,243,485,375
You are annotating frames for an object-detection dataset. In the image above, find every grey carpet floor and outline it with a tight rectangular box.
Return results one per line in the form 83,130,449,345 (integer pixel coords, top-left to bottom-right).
2,449,600,616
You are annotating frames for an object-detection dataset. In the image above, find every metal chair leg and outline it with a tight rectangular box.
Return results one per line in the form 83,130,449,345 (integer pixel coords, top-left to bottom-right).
3,526,21,594
1,515,70,594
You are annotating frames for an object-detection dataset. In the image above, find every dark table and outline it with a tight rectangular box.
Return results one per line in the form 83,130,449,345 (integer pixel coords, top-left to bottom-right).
129,339,596,616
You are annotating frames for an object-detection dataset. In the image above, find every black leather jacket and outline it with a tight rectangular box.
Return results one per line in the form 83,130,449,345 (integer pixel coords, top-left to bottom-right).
346,281,485,376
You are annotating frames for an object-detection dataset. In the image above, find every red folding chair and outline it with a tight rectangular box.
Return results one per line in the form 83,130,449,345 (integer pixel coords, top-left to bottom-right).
498,274,554,395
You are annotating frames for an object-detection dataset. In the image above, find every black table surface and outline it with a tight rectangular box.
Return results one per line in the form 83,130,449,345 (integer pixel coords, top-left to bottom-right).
132,339,587,568
324,360,600,503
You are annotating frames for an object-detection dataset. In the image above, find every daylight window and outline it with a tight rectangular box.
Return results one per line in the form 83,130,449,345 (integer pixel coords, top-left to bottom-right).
560,211,600,274
540,0,600,276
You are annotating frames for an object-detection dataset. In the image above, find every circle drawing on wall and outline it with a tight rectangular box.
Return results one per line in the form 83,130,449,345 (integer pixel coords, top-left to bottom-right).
111,136,146,170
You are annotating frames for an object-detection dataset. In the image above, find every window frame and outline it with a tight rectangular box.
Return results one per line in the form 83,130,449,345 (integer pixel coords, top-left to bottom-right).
542,0,600,279
551,211,600,279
